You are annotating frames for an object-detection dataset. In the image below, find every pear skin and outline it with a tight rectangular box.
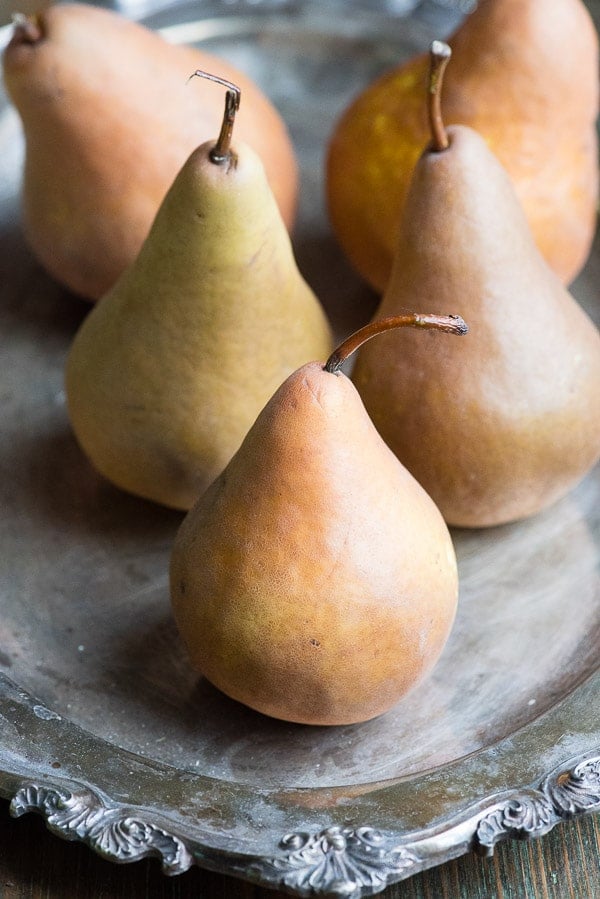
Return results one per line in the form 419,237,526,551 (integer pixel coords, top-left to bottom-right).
327,0,599,291
65,138,332,510
2,3,298,299
170,361,459,726
352,124,600,528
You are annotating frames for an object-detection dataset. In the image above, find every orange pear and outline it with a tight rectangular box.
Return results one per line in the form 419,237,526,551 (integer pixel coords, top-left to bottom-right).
2,3,298,299
327,0,599,292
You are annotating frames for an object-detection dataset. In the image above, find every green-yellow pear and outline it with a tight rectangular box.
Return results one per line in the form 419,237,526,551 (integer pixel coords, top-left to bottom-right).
170,313,467,726
351,44,600,529
65,77,332,511
2,2,298,300
327,0,599,292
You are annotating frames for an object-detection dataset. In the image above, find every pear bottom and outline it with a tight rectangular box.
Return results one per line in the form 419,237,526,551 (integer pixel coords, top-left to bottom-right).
174,611,455,727
171,551,457,726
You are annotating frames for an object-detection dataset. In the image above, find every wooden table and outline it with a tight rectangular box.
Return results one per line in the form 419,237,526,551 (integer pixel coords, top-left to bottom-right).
1,797,598,898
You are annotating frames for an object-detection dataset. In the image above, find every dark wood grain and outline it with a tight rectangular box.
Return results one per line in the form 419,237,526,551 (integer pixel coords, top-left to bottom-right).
0,800,598,899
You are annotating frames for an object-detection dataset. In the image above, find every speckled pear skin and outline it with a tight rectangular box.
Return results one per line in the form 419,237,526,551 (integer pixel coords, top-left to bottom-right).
326,0,599,292
2,2,298,299
65,140,333,511
352,125,600,529
170,362,459,726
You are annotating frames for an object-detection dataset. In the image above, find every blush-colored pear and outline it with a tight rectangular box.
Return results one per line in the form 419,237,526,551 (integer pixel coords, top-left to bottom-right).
352,45,600,528
327,0,599,292
65,80,332,510
2,3,298,299
170,313,466,726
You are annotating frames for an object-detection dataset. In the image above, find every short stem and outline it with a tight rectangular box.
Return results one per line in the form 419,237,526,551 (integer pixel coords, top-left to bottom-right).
188,70,241,165
211,88,239,163
11,12,43,43
428,40,452,152
324,313,468,374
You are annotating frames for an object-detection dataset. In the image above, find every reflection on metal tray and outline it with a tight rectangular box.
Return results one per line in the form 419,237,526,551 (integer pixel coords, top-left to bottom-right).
0,1,598,896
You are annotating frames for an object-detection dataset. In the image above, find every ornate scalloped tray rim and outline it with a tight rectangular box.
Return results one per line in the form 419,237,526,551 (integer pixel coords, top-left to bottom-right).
1,672,599,897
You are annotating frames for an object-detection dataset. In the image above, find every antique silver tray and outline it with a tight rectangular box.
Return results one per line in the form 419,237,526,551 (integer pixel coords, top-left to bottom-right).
0,2,598,896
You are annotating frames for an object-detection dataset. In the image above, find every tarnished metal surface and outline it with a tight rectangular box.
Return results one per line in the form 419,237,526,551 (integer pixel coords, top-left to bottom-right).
0,2,598,895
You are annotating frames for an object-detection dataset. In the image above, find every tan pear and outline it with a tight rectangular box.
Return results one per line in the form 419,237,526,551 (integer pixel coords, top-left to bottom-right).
327,0,599,292
2,3,298,300
352,44,600,528
65,78,332,510
170,313,466,726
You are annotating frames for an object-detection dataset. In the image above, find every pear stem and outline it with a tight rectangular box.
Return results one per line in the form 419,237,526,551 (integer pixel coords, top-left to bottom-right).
11,12,42,43
428,40,452,152
324,313,468,374
188,70,241,165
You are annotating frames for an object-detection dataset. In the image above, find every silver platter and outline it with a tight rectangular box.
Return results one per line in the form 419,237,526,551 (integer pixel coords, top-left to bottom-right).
0,2,598,896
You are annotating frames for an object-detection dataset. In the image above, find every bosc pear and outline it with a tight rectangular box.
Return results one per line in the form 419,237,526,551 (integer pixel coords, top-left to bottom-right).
326,0,599,292
351,44,600,529
170,313,467,726
65,75,332,511
2,3,298,300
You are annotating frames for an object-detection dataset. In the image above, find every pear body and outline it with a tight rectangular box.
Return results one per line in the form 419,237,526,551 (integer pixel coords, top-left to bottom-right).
65,141,332,510
170,362,458,725
327,0,599,291
2,2,298,300
352,126,600,528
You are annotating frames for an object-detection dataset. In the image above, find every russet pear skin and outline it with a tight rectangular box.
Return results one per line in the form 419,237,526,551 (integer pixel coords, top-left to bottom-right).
65,140,332,511
352,125,600,529
327,0,599,292
2,2,298,300
170,362,459,726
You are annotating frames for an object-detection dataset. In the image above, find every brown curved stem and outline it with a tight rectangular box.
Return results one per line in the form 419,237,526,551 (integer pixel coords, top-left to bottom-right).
10,12,43,44
188,70,241,165
324,312,468,374
428,40,452,152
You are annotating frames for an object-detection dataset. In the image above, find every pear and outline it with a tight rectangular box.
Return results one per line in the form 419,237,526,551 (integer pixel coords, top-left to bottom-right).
326,0,599,292
2,2,298,300
170,313,467,726
65,76,332,511
352,44,600,529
